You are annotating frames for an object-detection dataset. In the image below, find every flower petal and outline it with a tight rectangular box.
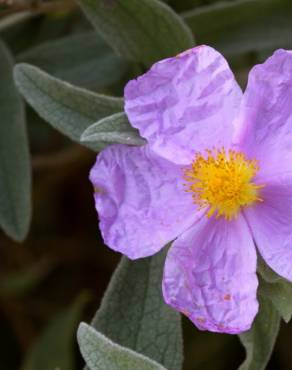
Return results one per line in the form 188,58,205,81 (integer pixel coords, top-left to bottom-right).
125,46,242,165
162,214,258,334
234,49,292,178
244,174,292,281
90,144,198,259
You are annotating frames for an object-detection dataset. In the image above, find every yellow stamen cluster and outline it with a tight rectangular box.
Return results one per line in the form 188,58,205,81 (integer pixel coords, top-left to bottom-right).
184,148,263,220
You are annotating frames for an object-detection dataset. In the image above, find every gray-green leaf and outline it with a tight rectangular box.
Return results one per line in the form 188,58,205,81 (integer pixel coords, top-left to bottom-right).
260,278,292,323
257,256,281,284
90,249,183,370
13,63,124,151
238,295,280,370
81,112,146,146
78,323,167,370
22,292,90,370
0,41,31,241
258,257,292,322
17,32,128,90
76,0,194,67
183,0,292,57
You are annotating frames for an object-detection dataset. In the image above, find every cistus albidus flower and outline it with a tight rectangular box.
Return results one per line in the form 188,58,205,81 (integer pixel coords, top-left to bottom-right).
89,46,292,334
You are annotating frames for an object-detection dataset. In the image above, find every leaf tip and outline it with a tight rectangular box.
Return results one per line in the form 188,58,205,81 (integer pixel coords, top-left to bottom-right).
77,322,89,341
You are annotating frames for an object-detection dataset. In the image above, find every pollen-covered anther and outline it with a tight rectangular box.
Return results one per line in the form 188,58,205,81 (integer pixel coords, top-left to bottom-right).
184,148,264,220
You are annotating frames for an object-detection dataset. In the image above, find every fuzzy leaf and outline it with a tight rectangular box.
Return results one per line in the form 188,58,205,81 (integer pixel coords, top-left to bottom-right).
0,41,31,241
183,0,292,56
13,63,124,151
76,0,194,66
260,278,292,323
78,323,168,370
17,32,128,90
238,295,280,370
89,249,183,370
81,112,146,146
257,257,281,284
258,257,292,322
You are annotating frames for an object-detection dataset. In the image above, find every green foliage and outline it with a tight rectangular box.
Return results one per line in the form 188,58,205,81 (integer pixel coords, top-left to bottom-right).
0,41,31,241
0,10,84,55
78,323,168,370
81,112,146,146
258,258,292,323
183,0,292,56
2,0,292,369
76,0,195,66
239,296,281,370
239,259,292,368
89,249,183,370
17,32,128,90
22,293,90,370
257,257,281,283
260,278,292,323
13,64,124,151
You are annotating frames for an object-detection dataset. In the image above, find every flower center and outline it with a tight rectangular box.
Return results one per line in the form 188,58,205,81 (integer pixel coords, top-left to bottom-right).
184,148,263,220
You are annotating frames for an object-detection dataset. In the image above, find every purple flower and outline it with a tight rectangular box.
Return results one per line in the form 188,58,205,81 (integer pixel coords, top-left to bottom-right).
90,46,292,334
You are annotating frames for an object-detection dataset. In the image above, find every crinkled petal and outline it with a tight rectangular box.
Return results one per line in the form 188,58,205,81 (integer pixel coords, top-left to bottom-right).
234,49,292,178
244,174,292,281
162,214,258,334
125,45,242,165
90,144,198,259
